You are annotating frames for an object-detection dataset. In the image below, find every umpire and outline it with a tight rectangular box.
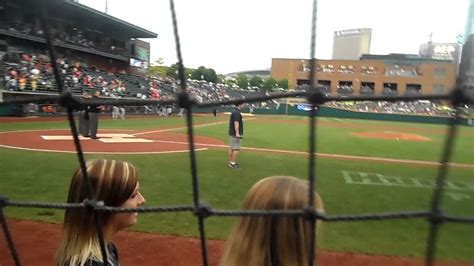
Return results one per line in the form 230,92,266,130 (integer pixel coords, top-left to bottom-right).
87,91,104,140
78,92,91,136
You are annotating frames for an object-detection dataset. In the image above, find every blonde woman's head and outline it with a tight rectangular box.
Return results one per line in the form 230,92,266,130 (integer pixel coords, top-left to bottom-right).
221,176,324,266
55,159,145,266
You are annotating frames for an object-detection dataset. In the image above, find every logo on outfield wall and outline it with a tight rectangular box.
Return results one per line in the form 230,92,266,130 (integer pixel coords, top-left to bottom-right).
342,171,473,201
297,104,313,111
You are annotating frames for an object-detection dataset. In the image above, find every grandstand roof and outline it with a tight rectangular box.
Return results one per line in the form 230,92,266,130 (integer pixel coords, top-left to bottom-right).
64,0,157,39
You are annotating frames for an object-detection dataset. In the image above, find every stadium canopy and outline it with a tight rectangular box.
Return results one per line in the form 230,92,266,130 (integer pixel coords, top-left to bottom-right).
63,0,157,39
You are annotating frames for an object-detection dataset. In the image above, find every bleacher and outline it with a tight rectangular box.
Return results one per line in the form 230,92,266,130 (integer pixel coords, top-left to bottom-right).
1,51,279,111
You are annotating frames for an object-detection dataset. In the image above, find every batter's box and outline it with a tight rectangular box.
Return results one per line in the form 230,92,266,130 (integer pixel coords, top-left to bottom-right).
41,134,135,140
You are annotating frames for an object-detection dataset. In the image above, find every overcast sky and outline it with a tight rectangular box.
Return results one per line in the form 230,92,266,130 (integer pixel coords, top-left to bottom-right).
77,0,469,74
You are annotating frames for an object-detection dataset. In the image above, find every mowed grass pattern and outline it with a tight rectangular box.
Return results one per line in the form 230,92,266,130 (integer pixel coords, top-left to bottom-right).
0,114,473,261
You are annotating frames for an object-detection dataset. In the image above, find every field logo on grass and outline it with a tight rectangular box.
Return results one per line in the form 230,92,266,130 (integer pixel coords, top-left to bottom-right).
342,171,473,201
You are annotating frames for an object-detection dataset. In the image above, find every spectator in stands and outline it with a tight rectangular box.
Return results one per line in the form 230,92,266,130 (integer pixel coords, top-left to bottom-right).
6,77,17,91
31,76,37,91
18,75,26,90
55,159,146,266
221,176,324,266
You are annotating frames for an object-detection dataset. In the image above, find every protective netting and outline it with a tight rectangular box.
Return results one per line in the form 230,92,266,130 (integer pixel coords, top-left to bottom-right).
0,0,473,266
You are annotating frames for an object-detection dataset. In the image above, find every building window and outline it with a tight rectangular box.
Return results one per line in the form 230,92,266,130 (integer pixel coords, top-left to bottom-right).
385,65,418,77
317,80,331,94
382,83,398,95
297,79,310,86
405,84,422,95
361,66,376,75
432,84,445,94
434,68,447,78
298,62,311,72
338,65,354,74
360,82,375,94
337,81,353,94
318,64,334,73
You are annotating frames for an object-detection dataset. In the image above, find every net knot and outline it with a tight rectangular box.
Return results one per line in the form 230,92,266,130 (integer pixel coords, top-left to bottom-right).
306,87,325,106
83,199,105,212
176,91,195,109
0,196,8,208
429,209,444,225
194,203,212,219
303,207,318,221
451,88,466,106
59,90,80,109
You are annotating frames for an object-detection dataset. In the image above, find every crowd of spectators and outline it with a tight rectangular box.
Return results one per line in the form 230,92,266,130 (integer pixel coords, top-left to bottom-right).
309,64,378,75
1,20,128,58
317,64,334,73
337,84,354,94
167,78,277,110
294,85,466,117
1,51,278,113
337,65,355,74
326,100,456,116
3,52,56,92
361,66,377,75
382,86,398,95
2,51,466,118
360,84,375,94
384,66,418,77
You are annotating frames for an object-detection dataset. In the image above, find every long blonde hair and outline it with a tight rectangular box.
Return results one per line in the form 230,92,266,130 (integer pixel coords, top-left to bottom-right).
221,176,324,266
55,159,138,266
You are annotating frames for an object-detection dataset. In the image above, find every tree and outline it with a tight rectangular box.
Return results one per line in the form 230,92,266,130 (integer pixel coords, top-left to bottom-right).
249,76,263,88
217,74,225,84
185,68,195,79
225,79,236,86
191,66,206,80
152,58,165,66
262,77,277,91
203,68,218,83
166,63,180,79
236,74,249,89
149,65,168,76
149,58,168,76
277,79,289,90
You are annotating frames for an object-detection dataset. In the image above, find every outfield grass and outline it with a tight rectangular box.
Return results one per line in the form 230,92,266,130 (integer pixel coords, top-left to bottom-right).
189,116,474,164
0,115,473,261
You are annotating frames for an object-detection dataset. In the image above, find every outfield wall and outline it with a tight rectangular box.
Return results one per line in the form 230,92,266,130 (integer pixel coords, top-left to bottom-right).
1,90,472,125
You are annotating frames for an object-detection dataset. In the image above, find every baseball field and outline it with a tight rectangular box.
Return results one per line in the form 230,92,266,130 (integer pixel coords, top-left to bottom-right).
0,113,473,264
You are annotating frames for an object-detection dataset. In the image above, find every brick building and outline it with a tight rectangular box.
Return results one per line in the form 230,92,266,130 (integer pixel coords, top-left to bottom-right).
271,54,457,95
